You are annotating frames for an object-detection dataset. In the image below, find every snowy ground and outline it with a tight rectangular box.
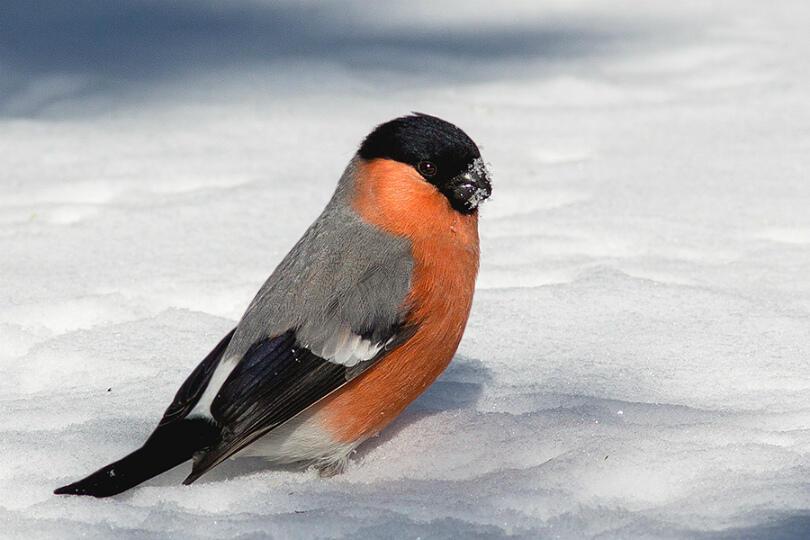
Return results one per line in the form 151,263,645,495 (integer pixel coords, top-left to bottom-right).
2,1,810,538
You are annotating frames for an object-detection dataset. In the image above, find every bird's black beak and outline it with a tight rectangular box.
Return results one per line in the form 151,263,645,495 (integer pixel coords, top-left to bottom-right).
446,159,492,214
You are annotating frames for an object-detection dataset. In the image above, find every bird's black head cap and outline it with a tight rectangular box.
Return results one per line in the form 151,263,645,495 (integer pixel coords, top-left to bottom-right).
358,113,491,213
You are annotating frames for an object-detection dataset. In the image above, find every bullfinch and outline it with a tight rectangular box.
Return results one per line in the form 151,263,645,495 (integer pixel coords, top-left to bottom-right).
54,113,492,497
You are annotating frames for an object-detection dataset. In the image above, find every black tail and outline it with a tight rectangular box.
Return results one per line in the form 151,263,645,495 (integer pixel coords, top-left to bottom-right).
54,418,219,498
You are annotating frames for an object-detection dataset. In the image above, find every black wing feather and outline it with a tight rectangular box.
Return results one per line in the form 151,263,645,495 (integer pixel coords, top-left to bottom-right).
184,325,416,484
160,328,236,426
54,329,235,497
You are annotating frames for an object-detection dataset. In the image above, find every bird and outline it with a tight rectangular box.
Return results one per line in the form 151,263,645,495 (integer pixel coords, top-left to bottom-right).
54,113,492,497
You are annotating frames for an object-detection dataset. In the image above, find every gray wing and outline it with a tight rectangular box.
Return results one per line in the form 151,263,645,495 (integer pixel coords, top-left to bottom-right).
185,188,416,482
226,189,414,362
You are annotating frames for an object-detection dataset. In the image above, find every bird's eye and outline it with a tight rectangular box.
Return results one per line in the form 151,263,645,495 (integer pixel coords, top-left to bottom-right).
417,161,437,177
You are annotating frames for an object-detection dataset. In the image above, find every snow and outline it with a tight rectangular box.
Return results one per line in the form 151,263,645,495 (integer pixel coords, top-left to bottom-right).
2,0,810,538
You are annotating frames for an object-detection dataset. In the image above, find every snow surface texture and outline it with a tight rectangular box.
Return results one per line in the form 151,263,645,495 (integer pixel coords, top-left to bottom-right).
2,1,810,538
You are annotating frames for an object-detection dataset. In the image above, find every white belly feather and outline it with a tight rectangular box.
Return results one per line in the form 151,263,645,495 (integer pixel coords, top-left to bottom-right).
235,410,357,468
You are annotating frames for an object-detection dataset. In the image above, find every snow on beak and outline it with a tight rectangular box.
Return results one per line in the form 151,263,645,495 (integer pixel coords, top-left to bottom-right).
448,158,492,212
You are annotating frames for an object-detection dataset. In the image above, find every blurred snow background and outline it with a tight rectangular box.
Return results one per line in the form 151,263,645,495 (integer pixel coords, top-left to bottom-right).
2,0,810,538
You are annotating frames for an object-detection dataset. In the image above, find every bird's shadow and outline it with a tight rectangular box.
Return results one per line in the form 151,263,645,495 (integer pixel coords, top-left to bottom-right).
169,355,493,485
354,355,493,459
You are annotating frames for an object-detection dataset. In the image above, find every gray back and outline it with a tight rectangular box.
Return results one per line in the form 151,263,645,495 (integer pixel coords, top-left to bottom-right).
225,157,414,361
